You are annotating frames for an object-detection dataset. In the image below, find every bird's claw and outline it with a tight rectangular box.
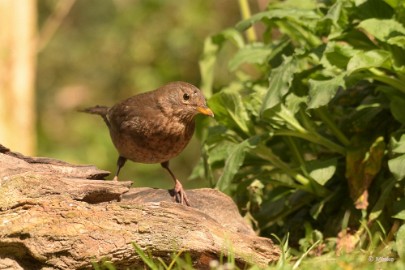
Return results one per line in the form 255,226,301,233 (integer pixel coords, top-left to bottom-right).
172,180,190,206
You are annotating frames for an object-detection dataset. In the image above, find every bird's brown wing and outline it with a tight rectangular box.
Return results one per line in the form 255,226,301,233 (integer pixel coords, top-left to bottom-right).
107,92,162,135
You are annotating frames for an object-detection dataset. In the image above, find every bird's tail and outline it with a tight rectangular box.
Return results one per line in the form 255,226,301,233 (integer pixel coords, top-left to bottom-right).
79,105,110,128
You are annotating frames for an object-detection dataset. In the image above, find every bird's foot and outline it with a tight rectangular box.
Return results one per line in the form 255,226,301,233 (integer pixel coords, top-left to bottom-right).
171,179,190,206
112,176,119,181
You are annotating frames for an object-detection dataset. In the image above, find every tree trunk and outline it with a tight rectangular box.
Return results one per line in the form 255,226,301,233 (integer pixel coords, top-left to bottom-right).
0,0,37,155
0,144,280,269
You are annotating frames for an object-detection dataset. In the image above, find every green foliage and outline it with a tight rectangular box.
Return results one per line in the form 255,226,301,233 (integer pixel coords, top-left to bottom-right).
129,243,239,270
197,0,405,255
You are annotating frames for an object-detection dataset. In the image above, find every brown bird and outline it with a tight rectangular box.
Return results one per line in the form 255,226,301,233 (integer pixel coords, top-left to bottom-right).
81,81,214,206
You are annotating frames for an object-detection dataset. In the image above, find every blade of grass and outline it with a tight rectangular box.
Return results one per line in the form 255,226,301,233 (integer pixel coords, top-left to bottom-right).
168,249,185,270
271,233,291,269
293,240,321,269
132,243,159,270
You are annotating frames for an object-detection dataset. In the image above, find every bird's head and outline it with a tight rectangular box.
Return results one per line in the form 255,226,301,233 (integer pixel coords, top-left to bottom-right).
159,82,214,121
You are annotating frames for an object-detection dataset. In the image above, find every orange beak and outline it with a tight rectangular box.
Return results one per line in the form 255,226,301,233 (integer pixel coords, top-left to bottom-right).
197,106,214,117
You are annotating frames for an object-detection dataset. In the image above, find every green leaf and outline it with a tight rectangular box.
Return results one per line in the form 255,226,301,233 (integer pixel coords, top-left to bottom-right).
307,73,346,109
229,43,273,71
285,93,308,115
236,9,320,31
358,18,405,47
393,210,405,220
306,158,338,186
390,134,405,154
378,86,405,122
208,83,253,136
355,0,394,19
347,50,391,74
388,154,405,180
216,136,261,193
199,29,244,96
324,0,343,24
393,196,405,220
390,96,405,124
397,224,405,259
321,41,357,70
272,0,318,10
261,56,298,112
262,104,306,132
207,141,236,165
317,0,349,36
388,36,405,48
369,178,395,221
383,0,403,8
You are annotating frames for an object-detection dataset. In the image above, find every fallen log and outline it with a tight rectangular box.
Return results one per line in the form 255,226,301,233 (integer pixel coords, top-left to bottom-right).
0,144,280,269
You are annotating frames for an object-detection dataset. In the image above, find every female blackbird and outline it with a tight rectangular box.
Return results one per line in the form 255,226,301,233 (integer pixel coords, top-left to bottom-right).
81,81,214,206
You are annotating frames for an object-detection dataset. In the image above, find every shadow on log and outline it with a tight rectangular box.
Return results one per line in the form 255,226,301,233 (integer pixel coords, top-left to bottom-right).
0,144,280,269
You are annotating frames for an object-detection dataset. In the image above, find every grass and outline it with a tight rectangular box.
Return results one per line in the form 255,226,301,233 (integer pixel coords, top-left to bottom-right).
90,239,405,270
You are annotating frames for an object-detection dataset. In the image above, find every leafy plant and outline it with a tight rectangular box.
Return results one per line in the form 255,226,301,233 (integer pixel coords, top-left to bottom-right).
197,0,405,254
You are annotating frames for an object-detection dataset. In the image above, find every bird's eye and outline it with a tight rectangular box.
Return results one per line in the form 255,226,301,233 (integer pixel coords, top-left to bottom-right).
183,93,190,101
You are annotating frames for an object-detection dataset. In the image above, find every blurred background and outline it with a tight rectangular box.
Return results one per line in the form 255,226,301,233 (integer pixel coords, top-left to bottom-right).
0,0,248,189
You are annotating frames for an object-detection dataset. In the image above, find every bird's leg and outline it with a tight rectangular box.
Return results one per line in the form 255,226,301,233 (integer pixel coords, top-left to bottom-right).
113,156,127,181
161,161,190,206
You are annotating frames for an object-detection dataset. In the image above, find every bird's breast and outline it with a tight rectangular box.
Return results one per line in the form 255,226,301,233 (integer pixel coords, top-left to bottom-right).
110,117,195,164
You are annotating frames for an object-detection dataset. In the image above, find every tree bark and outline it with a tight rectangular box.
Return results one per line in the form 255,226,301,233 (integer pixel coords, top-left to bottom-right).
0,145,280,269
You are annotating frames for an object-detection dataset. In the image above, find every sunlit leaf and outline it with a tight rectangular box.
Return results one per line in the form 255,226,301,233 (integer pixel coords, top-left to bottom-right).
199,29,244,96
388,36,405,48
307,73,346,109
397,224,405,259
388,154,405,180
285,93,307,115
229,43,273,71
321,42,357,70
261,56,298,112
390,134,405,154
383,0,401,8
276,19,322,48
216,136,261,193
262,104,305,132
390,96,405,124
324,0,343,24
347,50,391,74
354,0,394,18
208,83,253,136
358,18,405,47
236,9,320,31
207,141,236,165
393,210,405,220
317,0,350,36
306,158,338,186
272,0,318,10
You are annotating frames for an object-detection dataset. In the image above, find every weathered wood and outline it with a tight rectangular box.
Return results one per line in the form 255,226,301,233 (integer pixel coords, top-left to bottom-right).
0,145,280,269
